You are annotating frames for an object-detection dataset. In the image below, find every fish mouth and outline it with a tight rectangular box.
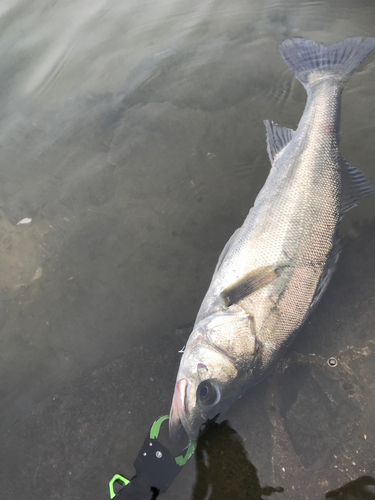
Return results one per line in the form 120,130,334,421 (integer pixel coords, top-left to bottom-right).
169,378,192,441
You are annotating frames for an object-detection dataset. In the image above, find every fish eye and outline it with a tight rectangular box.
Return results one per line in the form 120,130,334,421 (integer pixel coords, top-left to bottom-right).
197,380,220,406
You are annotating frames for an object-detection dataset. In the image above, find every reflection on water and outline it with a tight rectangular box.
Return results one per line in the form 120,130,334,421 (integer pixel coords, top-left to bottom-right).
193,420,375,500
326,476,375,500
193,420,283,500
0,0,375,498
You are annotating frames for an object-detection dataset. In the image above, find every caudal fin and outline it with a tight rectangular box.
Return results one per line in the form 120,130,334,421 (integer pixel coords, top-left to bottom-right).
279,37,375,89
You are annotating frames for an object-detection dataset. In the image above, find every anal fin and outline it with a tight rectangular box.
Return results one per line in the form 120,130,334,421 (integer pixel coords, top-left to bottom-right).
310,233,341,311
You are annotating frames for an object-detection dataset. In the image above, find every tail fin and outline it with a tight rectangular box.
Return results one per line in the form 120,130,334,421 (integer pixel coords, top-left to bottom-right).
279,37,375,89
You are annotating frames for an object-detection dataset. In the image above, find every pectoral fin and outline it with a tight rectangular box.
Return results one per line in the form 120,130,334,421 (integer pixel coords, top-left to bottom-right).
221,266,280,307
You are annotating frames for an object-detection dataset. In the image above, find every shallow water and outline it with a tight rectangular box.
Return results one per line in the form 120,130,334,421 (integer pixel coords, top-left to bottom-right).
0,0,375,498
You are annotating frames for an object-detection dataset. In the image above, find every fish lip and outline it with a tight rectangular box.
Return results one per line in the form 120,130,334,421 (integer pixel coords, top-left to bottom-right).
169,378,192,441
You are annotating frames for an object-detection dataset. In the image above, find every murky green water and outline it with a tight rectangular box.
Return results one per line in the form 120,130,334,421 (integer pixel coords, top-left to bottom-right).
0,0,375,498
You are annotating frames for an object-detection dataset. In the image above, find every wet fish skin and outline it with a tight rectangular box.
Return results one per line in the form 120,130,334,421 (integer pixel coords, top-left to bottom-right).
169,37,375,441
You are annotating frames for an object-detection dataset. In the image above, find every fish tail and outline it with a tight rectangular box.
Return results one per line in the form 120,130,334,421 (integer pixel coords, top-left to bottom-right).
279,37,375,89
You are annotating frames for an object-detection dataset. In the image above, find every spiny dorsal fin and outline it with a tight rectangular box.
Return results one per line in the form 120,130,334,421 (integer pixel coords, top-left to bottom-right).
340,157,375,213
264,120,295,164
221,266,280,307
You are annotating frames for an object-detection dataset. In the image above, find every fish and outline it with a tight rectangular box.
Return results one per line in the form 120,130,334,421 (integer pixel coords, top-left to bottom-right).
169,37,375,442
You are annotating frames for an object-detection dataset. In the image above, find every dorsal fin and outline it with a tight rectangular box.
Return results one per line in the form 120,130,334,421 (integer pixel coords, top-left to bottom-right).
264,120,295,164
340,157,375,213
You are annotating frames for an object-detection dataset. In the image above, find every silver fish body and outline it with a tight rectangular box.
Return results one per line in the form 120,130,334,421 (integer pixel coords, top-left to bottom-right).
169,38,375,441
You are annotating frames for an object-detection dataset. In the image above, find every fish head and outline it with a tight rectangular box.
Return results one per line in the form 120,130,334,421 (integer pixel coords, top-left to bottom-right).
169,311,257,441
